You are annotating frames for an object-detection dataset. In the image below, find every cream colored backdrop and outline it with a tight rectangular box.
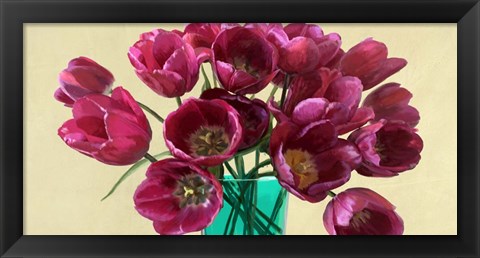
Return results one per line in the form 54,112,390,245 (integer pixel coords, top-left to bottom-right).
24,24,457,235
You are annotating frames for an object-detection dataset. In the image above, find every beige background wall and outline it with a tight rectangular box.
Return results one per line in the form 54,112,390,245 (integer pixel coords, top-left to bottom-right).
24,23,457,235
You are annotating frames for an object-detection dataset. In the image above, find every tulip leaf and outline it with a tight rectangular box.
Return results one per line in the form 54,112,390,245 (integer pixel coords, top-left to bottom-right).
100,151,171,201
201,65,211,92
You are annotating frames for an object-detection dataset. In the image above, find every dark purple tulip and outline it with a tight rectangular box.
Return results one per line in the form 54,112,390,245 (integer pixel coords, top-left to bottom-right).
339,38,407,90
58,87,152,166
164,98,243,167
348,120,423,177
128,29,200,97
363,82,420,127
200,88,268,149
323,188,404,235
212,27,279,95
134,158,223,235
54,57,114,106
269,120,361,202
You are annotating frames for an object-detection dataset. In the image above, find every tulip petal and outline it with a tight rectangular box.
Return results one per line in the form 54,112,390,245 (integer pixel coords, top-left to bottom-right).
54,87,75,106
214,61,235,89
291,98,329,126
152,32,185,67
363,82,419,126
324,76,362,117
340,38,387,76
284,23,324,40
336,107,375,135
278,37,320,74
228,70,258,93
58,119,102,156
362,58,407,90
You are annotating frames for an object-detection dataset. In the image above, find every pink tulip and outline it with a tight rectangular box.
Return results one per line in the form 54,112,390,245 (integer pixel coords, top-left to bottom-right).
200,88,269,149
163,98,243,167
323,188,404,235
348,120,423,177
269,70,374,135
212,27,279,95
58,87,152,165
134,158,223,235
54,57,114,106
182,23,239,63
339,38,407,90
277,23,341,74
363,82,420,127
128,29,200,97
270,120,361,202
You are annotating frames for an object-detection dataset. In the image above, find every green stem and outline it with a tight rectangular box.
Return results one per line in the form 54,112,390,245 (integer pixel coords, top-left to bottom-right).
249,94,256,100
136,101,164,123
144,153,157,163
223,162,239,179
101,151,171,201
227,133,271,162
222,188,273,235
234,156,245,178
268,86,279,100
279,74,291,109
175,96,182,107
266,188,287,233
246,159,271,177
211,67,218,88
327,191,337,197
223,183,282,234
258,171,276,177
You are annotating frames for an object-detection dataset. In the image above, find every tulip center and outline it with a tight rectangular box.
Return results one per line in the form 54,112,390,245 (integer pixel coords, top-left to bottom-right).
174,174,213,208
233,57,259,77
375,141,387,161
350,209,372,229
189,126,230,157
284,149,318,190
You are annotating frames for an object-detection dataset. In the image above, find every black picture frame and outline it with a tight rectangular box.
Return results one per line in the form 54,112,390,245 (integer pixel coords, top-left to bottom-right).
1,0,479,257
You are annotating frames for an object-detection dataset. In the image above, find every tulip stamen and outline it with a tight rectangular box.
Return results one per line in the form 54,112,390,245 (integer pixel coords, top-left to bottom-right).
190,126,230,157
351,209,372,229
233,57,260,78
375,141,387,161
284,149,318,190
175,174,212,208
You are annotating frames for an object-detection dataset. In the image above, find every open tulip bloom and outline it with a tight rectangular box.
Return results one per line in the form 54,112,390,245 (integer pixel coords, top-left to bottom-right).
55,23,423,235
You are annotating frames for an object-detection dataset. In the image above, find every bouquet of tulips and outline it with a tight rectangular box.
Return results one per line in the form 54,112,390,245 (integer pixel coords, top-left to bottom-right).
55,23,423,235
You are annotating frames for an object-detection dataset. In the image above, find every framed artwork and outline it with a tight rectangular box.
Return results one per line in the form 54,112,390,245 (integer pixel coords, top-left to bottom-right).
1,0,479,257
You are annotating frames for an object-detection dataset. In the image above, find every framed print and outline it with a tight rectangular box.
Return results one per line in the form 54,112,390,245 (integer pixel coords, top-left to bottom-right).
1,0,479,257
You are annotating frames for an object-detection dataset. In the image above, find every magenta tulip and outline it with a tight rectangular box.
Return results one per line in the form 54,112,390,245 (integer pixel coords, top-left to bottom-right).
269,71,374,135
274,23,342,74
164,98,243,167
58,87,152,165
54,57,114,106
363,82,420,127
269,120,361,202
182,23,239,62
134,158,223,235
339,38,407,90
323,188,404,235
212,27,279,95
128,29,200,97
348,120,423,177
200,88,268,149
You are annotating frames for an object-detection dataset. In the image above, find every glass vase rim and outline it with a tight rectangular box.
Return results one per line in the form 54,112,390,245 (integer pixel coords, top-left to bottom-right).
219,174,277,182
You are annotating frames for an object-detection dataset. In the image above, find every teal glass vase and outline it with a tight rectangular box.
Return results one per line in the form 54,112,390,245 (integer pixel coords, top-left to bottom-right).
203,175,288,235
